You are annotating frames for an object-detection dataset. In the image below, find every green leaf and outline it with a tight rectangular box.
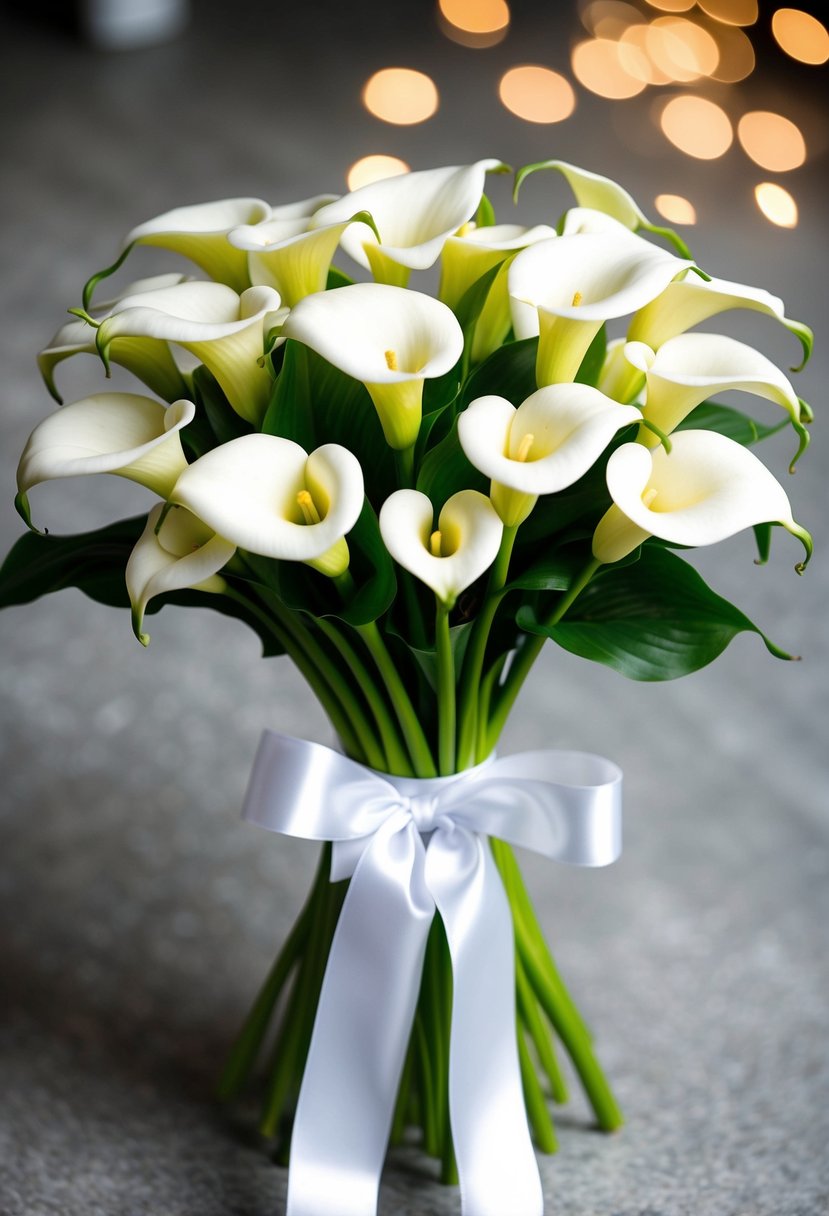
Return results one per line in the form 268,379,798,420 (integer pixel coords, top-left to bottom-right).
574,324,606,388
405,620,474,692
326,499,397,626
416,416,487,511
753,522,772,565
454,261,506,353
261,340,316,450
475,193,496,227
326,266,354,290
458,337,538,412
184,364,253,460
517,545,794,680
508,548,590,593
677,400,788,446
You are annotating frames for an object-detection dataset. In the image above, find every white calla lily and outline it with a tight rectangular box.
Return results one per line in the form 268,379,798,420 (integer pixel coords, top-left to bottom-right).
96,281,283,426
514,160,692,256
438,222,556,363
626,333,810,465
170,433,364,576
559,207,634,237
380,489,503,607
127,503,235,645
459,386,641,526
281,283,464,450
39,273,191,404
229,212,376,307
311,160,507,286
508,231,694,386
627,274,813,370
592,430,812,570
118,197,272,293
16,392,195,528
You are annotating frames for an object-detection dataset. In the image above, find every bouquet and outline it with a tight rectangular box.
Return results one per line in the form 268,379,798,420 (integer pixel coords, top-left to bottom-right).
0,157,813,1215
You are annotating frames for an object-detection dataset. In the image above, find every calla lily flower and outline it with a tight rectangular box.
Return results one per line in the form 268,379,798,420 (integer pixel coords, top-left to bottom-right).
15,392,195,528
559,207,634,237
170,433,364,577
281,283,464,449
458,385,641,526
627,274,813,371
39,273,191,404
115,197,272,295
127,503,235,646
591,430,812,571
508,231,694,387
228,211,376,307
95,281,284,426
379,489,503,607
626,333,810,467
514,160,692,257
310,160,508,286
438,222,556,363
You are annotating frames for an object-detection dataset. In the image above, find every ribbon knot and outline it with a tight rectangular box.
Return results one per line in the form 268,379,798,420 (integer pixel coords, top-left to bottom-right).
242,732,623,1216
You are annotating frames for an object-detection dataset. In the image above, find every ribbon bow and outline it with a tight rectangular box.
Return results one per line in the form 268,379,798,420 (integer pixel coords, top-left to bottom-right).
243,732,623,1216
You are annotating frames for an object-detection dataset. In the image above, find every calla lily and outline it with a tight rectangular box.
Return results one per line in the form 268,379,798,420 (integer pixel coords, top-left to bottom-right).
627,274,813,371
110,197,272,296
379,489,503,607
438,222,556,363
626,333,810,467
281,283,464,449
170,433,364,576
310,160,508,286
508,231,693,387
96,281,284,426
15,392,195,528
39,273,191,404
559,207,634,237
514,160,692,257
591,430,812,571
228,212,376,307
458,385,641,526
126,503,235,645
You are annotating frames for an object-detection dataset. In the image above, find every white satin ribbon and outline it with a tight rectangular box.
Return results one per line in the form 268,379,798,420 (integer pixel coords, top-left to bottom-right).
242,732,623,1216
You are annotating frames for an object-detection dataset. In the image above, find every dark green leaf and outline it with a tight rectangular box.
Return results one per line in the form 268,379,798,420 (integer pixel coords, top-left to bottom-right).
753,523,772,565
261,340,316,450
406,620,474,691
517,545,793,680
416,416,487,511
326,266,354,290
185,364,254,459
677,400,788,446
574,325,606,388
458,337,538,412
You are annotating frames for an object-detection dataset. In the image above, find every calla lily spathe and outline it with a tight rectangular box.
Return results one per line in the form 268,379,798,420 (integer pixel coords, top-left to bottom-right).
458,385,641,527
514,160,692,257
228,210,375,308
127,503,236,645
438,222,556,363
95,280,284,426
15,392,195,528
311,160,507,286
281,283,464,450
170,433,364,576
120,197,272,294
625,333,810,466
508,231,694,387
379,489,503,607
39,273,191,405
591,430,812,570
627,274,813,370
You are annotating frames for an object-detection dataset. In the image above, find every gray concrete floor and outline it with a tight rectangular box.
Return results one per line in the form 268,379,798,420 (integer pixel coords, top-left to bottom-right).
1,3,828,1213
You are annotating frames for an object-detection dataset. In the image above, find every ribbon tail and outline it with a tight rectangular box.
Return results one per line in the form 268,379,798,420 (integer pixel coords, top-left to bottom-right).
287,818,434,1216
427,830,544,1216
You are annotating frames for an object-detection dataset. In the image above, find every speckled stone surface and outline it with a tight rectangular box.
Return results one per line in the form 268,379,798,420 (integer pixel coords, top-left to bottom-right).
1,4,828,1214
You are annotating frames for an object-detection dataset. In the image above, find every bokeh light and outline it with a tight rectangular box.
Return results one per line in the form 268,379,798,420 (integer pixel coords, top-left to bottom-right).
438,0,510,47
362,69,439,125
754,182,798,228
659,95,733,158
619,24,675,84
737,111,806,172
696,0,758,26
572,38,648,98
643,0,695,11
581,0,644,39
709,24,755,82
771,8,829,65
646,16,720,81
347,155,410,191
499,66,576,123
654,193,697,223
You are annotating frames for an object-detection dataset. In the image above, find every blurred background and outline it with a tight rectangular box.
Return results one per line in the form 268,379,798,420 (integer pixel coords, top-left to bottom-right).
1,2,827,1213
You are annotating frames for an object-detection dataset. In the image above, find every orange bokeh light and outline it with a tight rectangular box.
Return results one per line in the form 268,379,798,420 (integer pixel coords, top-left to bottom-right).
754,182,798,228
346,155,410,192
646,17,720,82
499,66,576,123
659,95,733,158
771,8,829,65
696,0,758,27
438,0,510,47
709,24,755,82
362,68,439,126
737,111,806,172
572,38,648,98
654,193,697,223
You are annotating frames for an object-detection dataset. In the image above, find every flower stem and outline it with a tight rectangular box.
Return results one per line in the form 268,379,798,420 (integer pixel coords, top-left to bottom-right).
394,444,416,489
517,1024,558,1154
435,601,455,775
357,620,437,777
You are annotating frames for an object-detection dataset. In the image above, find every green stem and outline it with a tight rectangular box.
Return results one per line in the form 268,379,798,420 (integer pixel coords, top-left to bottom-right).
316,618,410,774
357,620,437,777
517,1024,558,1154
394,444,416,488
486,558,601,754
414,1011,439,1156
435,601,456,776
516,953,568,1105
457,525,517,768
